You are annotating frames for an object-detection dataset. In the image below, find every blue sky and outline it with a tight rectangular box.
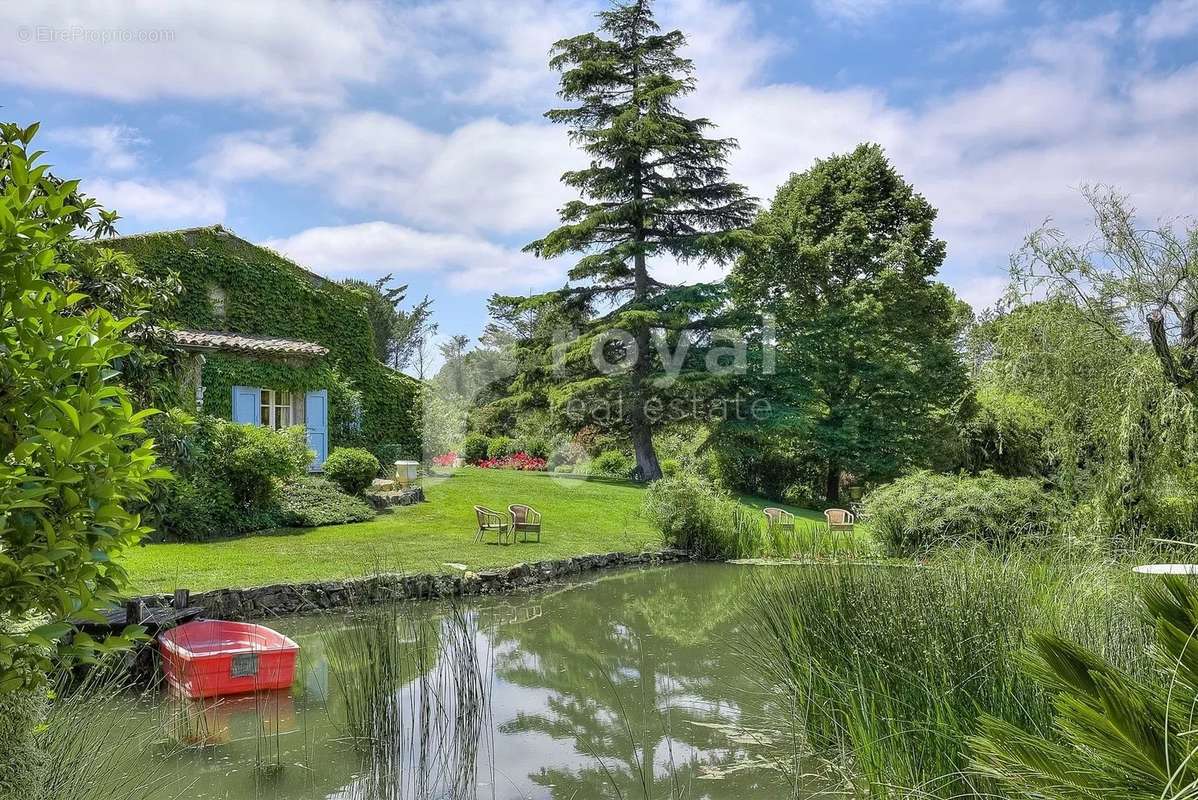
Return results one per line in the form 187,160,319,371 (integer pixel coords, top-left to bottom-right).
5,0,1198,364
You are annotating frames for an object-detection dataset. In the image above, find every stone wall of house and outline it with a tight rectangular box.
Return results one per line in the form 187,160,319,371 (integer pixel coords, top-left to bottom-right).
141,549,695,621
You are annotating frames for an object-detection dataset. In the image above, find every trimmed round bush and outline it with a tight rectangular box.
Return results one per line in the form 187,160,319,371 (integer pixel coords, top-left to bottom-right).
460,432,489,464
864,470,1064,555
589,450,635,479
322,447,381,496
487,435,516,459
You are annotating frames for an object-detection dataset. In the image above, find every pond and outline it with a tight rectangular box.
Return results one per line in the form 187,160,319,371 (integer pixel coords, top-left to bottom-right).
101,563,802,800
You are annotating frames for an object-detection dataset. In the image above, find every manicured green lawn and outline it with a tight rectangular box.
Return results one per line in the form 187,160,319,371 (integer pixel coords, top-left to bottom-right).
120,467,849,593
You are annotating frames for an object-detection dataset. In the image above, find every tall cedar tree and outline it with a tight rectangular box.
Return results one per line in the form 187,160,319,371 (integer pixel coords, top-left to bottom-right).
732,144,968,501
522,0,756,480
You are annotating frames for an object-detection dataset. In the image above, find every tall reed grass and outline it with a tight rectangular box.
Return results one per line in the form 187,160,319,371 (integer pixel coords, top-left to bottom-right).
738,547,1150,798
38,666,177,800
323,602,493,799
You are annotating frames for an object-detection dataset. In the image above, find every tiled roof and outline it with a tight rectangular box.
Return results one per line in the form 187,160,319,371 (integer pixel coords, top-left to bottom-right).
171,328,329,357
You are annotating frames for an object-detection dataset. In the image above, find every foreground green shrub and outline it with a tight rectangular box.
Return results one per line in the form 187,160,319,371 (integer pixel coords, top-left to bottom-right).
322,447,381,496
149,415,311,540
486,435,516,460
279,477,375,527
865,470,1064,554
0,122,167,692
589,450,635,479
643,471,753,558
459,433,489,464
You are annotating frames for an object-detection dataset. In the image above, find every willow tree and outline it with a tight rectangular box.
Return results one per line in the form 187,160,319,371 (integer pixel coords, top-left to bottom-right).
1004,187,1198,542
523,0,756,480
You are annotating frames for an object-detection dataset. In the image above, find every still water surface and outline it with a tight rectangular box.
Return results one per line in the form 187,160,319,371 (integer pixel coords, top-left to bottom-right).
110,563,794,800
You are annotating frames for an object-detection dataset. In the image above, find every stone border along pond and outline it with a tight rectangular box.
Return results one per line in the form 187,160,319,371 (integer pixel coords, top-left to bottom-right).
137,548,697,621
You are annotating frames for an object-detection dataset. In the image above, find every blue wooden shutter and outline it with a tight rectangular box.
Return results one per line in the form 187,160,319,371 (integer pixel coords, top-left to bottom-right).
305,388,329,471
232,386,260,425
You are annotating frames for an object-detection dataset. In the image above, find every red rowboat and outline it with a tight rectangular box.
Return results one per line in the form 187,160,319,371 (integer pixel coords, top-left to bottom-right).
158,620,300,699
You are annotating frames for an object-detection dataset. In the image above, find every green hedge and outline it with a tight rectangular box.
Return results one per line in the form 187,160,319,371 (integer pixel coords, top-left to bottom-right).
589,450,635,479
864,471,1064,555
149,413,311,540
460,433,489,464
487,435,516,459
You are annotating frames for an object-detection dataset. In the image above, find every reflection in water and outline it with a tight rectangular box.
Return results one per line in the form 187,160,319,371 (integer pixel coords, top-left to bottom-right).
325,604,491,799
101,563,792,799
492,566,784,799
166,690,298,748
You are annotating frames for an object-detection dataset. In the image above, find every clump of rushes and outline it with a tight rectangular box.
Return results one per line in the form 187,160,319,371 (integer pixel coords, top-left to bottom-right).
738,548,1149,798
323,602,492,798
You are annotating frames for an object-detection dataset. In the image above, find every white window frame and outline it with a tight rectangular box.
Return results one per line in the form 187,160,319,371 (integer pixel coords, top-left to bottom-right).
259,389,293,429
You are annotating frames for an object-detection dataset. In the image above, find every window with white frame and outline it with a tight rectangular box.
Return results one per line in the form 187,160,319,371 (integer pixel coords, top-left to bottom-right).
259,389,293,429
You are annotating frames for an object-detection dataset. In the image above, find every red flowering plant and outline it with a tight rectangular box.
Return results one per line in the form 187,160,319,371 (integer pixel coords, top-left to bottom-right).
432,452,457,467
477,452,548,471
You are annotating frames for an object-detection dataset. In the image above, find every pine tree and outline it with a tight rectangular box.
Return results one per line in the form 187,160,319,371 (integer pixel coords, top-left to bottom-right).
523,0,756,480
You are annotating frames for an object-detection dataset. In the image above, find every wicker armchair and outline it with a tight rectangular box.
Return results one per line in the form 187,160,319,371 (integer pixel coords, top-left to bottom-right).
824,508,855,534
508,504,542,543
474,505,513,545
762,507,795,533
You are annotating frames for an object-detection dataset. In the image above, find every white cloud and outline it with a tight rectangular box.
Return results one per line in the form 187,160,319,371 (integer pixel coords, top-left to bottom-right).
49,124,145,170
262,221,563,291
206,115,578,235
86,177,225,223
1,0,391,107
394,0,594,106
191,0,1198,314
670,4,1198,310
1137,0,1198,41
953,274,1008,313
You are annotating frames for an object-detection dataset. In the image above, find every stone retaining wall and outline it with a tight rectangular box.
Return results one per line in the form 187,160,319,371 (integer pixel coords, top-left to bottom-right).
141,549,695,621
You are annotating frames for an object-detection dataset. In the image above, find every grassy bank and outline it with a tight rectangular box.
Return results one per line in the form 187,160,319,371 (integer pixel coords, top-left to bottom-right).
121,467,828,593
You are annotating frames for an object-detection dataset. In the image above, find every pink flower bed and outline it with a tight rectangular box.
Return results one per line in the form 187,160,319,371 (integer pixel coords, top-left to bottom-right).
477,451,547,471
432,452,456,466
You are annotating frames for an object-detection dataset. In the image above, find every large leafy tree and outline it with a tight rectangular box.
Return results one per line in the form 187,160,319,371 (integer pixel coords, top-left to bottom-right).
522,0,756,480
1,122,167,790
732,144,968,501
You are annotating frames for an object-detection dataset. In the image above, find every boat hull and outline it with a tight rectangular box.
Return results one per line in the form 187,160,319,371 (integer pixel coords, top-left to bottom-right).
158,620,299,699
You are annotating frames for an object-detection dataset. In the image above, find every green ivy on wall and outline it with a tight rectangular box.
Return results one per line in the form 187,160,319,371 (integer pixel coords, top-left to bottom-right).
107,226,422,459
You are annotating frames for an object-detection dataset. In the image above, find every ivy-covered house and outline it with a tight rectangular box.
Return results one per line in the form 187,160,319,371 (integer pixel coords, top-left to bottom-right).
106,225,422,469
